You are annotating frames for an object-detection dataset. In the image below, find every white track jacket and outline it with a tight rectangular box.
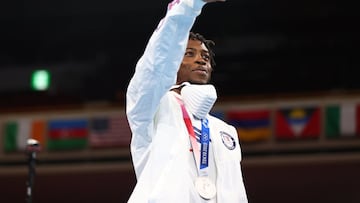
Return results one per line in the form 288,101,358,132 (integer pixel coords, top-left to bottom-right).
126,0,248,202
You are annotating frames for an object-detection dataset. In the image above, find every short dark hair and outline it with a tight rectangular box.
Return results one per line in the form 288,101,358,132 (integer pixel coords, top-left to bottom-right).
189,32,216,68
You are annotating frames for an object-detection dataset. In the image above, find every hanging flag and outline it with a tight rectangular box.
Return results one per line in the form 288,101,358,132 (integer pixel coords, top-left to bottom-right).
325,104,360,138
227,109,271,142
3,119,33,152
89,115,131,148
3,120,28,152
31,120,46,148
47,119,88,150
275,106,321,139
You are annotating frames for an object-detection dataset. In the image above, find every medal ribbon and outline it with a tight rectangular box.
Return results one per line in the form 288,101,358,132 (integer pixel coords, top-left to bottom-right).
200,119,210,171
176,97,210,177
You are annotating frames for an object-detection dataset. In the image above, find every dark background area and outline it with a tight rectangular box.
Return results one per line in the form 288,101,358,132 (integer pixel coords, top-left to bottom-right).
2,156,360,203
1,1,360,203
0,0,359,103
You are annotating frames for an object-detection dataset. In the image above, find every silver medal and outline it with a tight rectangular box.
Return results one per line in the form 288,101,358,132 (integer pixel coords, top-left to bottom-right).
195,177,216,200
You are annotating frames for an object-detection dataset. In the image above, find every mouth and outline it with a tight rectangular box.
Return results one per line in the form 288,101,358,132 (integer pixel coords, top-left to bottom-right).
192,67,208,75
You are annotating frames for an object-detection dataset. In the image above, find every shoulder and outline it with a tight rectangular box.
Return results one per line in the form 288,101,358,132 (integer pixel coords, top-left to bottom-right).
156,91,182,117
208,114,242,158
208,114,233,129
208,114,238,137
159,91,180,106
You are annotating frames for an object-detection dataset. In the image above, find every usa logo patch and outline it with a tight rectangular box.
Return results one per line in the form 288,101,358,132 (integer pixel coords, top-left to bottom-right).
220,131,236,150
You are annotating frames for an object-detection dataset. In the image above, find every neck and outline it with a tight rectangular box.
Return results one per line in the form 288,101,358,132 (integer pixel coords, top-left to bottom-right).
172,87,182,94
171,82,190,94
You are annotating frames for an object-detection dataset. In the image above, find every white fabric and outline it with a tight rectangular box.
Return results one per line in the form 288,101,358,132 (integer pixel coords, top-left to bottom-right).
181,83,217,119
126,0,248,202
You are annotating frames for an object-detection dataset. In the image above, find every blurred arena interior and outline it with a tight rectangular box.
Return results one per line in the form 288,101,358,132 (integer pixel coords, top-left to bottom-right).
0,1,359,203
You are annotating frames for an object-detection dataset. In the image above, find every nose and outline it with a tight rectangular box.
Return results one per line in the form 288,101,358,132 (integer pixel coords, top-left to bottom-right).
195,54,206,65
195,60,206,65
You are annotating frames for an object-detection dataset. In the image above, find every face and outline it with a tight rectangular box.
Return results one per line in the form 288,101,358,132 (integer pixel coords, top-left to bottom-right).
176,39,213,85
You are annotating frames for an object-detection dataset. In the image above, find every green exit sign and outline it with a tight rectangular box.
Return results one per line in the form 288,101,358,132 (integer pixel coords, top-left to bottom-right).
31,70,51,91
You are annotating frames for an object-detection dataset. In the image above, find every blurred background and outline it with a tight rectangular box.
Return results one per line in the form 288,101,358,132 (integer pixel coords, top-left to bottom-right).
1,0,360,202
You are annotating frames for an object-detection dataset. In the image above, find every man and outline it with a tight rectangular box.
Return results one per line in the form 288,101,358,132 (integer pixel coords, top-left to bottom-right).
126,0,248,202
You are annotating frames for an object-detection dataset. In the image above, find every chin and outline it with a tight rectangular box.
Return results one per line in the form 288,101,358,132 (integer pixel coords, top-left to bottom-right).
189,80,209,85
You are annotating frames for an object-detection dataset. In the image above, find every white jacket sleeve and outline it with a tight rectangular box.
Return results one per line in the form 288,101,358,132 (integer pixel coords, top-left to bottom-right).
126,0,206,155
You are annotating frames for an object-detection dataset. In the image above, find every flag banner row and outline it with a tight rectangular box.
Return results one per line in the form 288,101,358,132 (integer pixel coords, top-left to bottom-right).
2,115,131,152
211,103,360,143
2,103,360,152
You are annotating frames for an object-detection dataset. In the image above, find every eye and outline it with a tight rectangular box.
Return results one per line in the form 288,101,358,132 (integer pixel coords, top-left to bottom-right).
202,54,210,61
185,50,194,57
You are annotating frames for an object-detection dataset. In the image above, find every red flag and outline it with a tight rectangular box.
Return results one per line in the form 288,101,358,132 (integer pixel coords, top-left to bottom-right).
275,106,321,139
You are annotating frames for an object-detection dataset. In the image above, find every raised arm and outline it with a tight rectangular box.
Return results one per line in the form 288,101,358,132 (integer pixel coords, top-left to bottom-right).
126,0,206,146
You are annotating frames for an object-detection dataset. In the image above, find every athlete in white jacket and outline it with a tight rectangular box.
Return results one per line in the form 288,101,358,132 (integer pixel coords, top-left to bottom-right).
126,0,248,202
